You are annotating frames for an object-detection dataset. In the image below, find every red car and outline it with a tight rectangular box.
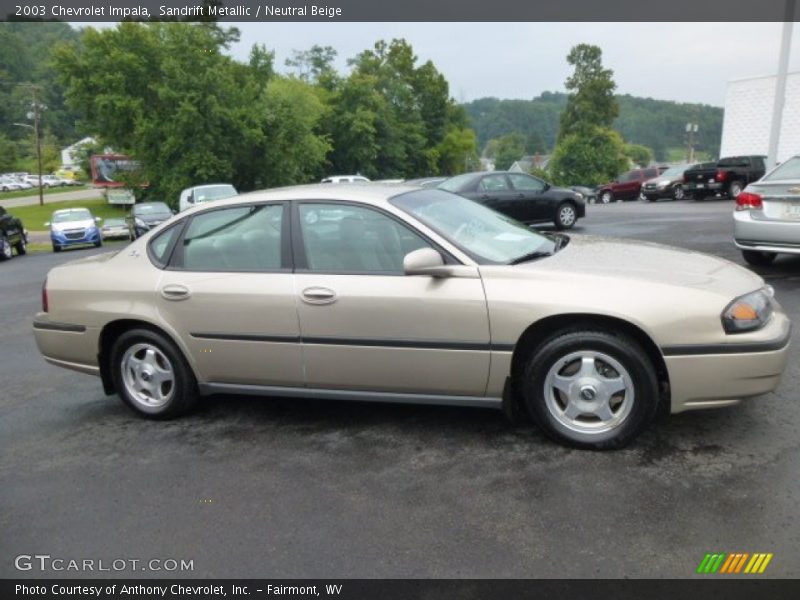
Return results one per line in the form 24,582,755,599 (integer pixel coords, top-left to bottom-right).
596,167,667,204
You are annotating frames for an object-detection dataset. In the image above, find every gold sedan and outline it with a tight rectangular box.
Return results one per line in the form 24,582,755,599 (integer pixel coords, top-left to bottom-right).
32,185,791,449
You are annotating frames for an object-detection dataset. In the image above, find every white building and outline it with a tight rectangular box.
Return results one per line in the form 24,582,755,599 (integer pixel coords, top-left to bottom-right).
720,71,800,163
60,137,96,168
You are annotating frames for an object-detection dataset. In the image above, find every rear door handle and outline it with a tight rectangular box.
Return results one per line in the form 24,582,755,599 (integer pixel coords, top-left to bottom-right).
160,284,191,301
301,286,337,305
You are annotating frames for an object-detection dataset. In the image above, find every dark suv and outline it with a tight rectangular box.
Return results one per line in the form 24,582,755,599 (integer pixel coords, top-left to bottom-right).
0,205,27,261
596,167,667,203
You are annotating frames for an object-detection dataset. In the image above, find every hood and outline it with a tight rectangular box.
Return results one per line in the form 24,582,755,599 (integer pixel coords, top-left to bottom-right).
137,213,171,224
51,219,96,232
515,234,763,298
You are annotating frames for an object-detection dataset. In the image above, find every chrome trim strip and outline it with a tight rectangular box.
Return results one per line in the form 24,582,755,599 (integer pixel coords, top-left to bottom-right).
198,382,503,409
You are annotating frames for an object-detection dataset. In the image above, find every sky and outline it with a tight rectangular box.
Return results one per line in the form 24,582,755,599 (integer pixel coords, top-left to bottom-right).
225,22,800,107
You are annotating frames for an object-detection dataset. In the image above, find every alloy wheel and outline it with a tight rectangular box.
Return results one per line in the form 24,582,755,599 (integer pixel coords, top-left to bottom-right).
121,343,176,409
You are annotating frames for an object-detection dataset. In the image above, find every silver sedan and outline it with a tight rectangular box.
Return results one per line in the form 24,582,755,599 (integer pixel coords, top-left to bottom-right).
734,155,800,265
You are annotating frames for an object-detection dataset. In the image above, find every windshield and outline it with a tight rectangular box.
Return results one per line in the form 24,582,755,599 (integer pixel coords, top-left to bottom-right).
52,209,92,223
660,166,685,178
135,203,171,215
764,157,800,181
437,173,477,193
195,185,237,203
391,189,555,264
103,218,126,226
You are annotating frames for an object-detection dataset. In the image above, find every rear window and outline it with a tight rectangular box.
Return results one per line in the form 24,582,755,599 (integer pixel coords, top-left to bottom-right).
763,156,800,181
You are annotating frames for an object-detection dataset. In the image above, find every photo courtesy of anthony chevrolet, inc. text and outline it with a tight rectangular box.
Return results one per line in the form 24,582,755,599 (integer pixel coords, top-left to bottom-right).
1,0,799,599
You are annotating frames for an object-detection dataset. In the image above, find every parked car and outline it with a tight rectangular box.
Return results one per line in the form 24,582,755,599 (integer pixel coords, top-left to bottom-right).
32,185,790,449
596,167,667,204
439,171,585,230
0,177,24,192
178,184,238,213
320,175,370,184
0,205,27,260
47,208,103,252
570,185,597,204
101,217,133,241
733,155,800,266
41,175,65,188
682,156,766,200
127,202,175,239
640,166,691,202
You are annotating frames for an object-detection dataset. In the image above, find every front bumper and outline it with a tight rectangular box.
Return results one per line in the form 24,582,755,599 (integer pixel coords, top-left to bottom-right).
51,227,102,247
664,313,791,413
734,209,800,254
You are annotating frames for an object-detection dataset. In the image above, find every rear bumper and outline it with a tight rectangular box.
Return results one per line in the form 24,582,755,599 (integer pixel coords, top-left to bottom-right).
664,315,791,413
734,210,800,253
683,182,723,194
33,316,101,376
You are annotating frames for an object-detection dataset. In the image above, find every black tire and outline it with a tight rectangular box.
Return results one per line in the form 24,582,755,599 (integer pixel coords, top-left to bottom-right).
14,237,26,256
694,192,706,201
110,328,198,419
727,181,744,199
0,236,12,261
520,329,659,450
52,243,61,253
742,250,777,267
94,240,103,248
672,185,685,201
599,190,613,204
554,201,577,230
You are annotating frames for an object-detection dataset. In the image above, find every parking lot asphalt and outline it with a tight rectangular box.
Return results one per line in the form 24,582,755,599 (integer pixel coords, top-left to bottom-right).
1,197,798,579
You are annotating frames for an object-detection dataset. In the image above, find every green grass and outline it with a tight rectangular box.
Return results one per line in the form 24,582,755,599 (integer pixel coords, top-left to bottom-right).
0,184,89,200
11,197,132,230
25,239,130,255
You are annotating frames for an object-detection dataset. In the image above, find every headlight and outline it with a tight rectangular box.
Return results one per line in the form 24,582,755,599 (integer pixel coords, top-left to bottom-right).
722,288,774,333
574,192,584,200
135,217,146,228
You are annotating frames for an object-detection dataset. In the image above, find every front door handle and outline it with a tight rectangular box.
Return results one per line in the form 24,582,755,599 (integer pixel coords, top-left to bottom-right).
301,286,337,305
160,284,191,301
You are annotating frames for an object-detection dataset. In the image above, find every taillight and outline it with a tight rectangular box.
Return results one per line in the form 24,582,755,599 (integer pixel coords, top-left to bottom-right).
736,191,763,211
41,278,48,312
715,169,727,182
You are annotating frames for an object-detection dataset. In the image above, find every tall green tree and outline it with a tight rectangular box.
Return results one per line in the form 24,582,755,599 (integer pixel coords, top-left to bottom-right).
549,127,628,186
492,132,526,170
558,44,618,141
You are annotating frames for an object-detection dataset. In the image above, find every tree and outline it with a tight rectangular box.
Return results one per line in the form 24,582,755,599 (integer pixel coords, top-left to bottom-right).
492,132,526,170
623,143,654,167
436,127,478,175
285,45,338,90
557,44,618,141
548,126,628,186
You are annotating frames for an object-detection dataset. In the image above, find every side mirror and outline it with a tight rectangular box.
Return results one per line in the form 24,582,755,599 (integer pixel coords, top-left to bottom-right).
403,248,449,277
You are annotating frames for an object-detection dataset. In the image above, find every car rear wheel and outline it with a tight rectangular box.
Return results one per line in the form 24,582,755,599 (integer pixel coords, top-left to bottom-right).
600,191,613,204
520,330,659,449
742,250,777,267
111,328,198,419
728,181,744,199
554,202,577,230
0,237,12,261
672,185,685,201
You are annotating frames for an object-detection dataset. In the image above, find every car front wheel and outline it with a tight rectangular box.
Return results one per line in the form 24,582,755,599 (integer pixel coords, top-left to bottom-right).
600,191,613,204
0,236,12,261
672,185,685,201
554,202,577,230
521,330,659,449
111,328,198,419
14,237,26,255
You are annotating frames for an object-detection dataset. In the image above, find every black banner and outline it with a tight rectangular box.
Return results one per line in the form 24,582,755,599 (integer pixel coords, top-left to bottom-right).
0,0,799,22
4,579,800,600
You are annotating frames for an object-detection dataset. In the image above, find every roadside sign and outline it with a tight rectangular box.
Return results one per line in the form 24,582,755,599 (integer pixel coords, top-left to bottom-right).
106,188,135,205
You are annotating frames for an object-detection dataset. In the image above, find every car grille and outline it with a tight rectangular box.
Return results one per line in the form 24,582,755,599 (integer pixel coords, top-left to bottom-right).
643,183,657,191
64,229,86,240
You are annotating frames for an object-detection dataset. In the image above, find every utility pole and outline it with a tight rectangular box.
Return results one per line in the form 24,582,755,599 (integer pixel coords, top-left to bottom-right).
32,86,44,207
766,1,795,170
685,123,698,164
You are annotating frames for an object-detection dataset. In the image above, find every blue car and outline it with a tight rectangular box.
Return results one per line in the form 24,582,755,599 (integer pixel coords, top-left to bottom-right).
47,208,103,253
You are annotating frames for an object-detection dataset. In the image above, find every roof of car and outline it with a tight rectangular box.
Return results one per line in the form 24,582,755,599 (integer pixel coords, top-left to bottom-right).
182,183,425,214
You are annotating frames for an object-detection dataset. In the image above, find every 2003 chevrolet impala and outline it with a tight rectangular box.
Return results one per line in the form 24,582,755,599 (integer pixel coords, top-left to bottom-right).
33,185,791,449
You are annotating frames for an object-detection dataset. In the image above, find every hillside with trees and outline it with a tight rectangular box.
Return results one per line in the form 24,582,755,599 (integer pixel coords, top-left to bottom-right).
464,92,723,162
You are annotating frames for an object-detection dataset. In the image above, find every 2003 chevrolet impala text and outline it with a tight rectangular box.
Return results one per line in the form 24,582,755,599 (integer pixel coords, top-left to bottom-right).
33,185,791,449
